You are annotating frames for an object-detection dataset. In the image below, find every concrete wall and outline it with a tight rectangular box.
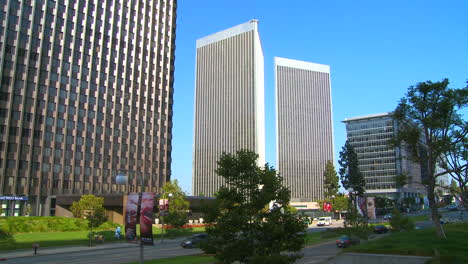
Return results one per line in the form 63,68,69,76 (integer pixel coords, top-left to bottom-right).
55,205,74,218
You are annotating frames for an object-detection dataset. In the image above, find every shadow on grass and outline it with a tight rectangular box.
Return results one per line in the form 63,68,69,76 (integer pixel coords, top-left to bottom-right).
344,222,468,264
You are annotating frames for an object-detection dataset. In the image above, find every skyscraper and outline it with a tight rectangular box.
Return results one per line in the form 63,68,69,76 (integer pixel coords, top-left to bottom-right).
193,20,265,197
275,57,334,201
0,0,177,216
343,113,425,199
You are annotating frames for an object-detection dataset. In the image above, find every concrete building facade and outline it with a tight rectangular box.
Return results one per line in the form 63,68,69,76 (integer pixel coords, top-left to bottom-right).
275,57,334,201
193,20,265,197
0,0,177,216
343,113,426,199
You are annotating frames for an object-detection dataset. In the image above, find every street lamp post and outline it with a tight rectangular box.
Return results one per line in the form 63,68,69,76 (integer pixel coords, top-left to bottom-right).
116,170,146,264
160,192,172,244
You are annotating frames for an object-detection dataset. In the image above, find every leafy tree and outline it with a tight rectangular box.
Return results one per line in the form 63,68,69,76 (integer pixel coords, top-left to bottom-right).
443,130,468,208
0,206,4,216
393,78,468,239
70,194,107,230
201,150,307,264
323,160,339,198
331,194,350,212
317,194,349,213
338,140,366,199
389,208,414,232
161,180,190,229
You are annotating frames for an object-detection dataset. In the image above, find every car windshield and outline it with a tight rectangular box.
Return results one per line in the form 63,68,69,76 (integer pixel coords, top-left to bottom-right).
339,236,349,240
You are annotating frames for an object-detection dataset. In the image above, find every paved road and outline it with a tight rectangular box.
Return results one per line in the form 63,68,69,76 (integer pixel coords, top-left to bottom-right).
296,241,339,264
3,240,200,264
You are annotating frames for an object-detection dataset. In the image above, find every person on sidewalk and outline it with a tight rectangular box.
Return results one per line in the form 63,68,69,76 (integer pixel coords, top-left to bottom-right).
115,226,121,240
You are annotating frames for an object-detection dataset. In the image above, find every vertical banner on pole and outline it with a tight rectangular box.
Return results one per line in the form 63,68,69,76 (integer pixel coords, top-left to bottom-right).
357,197,366,216
125,193,139,243
367,197,376,220
140,192,155,245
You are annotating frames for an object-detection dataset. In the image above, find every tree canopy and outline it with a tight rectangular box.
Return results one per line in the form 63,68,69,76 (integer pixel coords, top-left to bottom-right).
70,194,107,229
393,78,468,239
338,141,365,197
323,160,340,198
161,180,190,228
201,150,307,264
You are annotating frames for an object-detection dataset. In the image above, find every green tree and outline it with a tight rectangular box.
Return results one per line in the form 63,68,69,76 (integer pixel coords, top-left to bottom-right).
393,78,468,239
70,194,107,230
317,194,349,213
443,129,468,208
323,160,339,198
331,194,349,212
161,180,190,228
0,206,3,216
201,150,307,264
338,141,366,198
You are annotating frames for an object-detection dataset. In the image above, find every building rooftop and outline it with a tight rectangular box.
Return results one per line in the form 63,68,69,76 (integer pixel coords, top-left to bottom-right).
342,112,393,123
196,19,259,48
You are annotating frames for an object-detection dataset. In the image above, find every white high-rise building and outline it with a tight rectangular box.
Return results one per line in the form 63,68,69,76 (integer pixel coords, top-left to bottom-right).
193,20,265,197
275,57,334,201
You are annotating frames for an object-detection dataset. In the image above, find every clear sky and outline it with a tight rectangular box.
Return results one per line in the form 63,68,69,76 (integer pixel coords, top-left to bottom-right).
170,0,468,195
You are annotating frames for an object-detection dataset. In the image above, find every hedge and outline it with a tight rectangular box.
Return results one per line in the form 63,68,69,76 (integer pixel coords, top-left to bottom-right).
0,216,120,234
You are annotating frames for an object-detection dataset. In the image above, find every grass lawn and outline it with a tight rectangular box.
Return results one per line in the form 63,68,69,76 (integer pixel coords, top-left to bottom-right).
128,255,215,264
13,230,97,249
345,222,468,264
408,215,430,222
304,232,339,245
1,226,206,251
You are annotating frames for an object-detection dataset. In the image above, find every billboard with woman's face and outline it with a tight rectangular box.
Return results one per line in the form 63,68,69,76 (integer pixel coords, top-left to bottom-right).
125,193,139,243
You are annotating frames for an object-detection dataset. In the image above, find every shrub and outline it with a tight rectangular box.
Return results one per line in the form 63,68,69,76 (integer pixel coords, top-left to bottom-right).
0,228,16,250
389,208,414,232
0,217,119,234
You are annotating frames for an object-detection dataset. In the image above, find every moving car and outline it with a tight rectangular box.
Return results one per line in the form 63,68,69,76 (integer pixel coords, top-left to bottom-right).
336,235,360,248
180,233,208,248
373,225,389,234
316,217,332,226
446,204,459,211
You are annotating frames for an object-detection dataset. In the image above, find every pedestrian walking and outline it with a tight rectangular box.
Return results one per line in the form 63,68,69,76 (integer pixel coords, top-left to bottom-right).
115,226,121,240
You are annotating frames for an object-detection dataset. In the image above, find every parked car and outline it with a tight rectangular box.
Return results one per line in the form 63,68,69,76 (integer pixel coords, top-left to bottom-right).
180,233,208,248
336,235,360,248
383,214,393,220
447,204,459,211
373,225,389,234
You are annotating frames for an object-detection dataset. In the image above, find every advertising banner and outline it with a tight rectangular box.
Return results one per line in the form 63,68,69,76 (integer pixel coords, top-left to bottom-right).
366,197,376,220
140,192,155,245
125,193,139,243
356,197,366,216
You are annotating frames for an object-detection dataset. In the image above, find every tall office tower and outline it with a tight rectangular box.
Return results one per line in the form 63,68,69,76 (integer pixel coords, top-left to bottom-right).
0,0,177,216
193,20,265,197
343,113,426,199
275,57,334,202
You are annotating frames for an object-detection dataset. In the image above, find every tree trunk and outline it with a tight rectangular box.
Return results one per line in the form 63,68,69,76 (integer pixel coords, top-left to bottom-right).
427,182,446,239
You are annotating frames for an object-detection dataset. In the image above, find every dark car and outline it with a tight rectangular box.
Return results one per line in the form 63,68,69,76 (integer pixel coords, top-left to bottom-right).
336,235,360,248
383,214,393,220
373,225,389,234
180,233,208,248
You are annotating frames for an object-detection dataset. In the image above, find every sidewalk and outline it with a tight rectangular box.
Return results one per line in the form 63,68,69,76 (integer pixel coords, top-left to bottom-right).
0,237,186,260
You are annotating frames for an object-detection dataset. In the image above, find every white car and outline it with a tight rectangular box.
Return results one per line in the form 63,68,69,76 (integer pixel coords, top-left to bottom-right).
317,217,331,226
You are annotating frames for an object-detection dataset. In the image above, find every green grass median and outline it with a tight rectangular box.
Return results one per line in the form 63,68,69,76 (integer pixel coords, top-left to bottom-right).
0,216,206,251
345,222,468,264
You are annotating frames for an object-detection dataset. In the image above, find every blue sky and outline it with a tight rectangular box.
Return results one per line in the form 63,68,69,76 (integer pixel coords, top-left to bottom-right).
171,0,468,195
